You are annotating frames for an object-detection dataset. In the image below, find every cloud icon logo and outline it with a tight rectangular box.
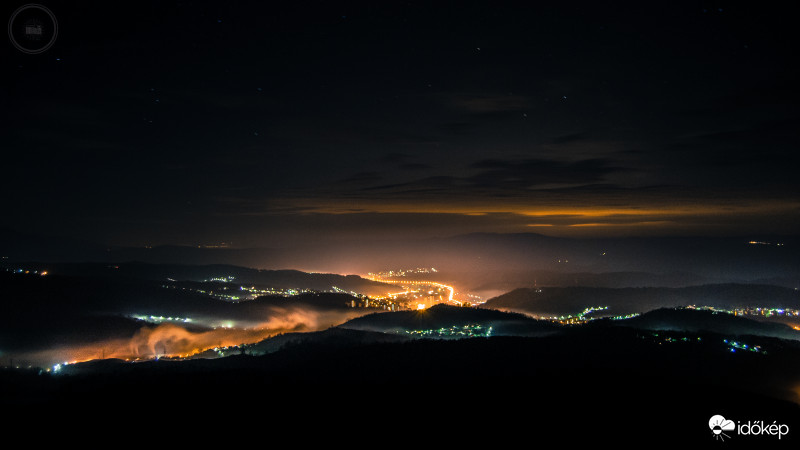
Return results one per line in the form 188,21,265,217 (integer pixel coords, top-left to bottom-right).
709,415,736,441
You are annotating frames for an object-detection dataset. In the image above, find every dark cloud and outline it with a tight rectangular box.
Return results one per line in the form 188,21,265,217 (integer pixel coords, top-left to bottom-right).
438,122,478,135
295,157,633,206
400,163,432,171
378,153,411,164
642,119,800,190
552,131,593,145
450,93,530,116
336,172,385,186
468,158,627,190
360,176,458,194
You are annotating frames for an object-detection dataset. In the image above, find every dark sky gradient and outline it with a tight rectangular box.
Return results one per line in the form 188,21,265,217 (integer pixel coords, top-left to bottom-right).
3,1,799,248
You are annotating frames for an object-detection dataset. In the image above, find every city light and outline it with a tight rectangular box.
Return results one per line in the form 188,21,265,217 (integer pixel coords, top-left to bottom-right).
404,324,492,338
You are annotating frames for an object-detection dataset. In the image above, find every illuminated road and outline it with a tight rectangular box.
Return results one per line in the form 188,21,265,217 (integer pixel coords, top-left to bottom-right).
364,276,459,307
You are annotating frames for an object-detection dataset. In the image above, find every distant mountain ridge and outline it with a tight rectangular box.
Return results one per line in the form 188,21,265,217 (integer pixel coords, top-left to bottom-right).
3,228,799,284
0,261,394,295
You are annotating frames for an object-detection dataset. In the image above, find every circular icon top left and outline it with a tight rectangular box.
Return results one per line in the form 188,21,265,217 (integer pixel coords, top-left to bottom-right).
8,4,58,54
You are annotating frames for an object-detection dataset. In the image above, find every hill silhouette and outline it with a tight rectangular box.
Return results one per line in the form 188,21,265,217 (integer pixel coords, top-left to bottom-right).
1,261,393,296
0,270,380,365
339,303,561,337
616,307,800,341
482,284,800,317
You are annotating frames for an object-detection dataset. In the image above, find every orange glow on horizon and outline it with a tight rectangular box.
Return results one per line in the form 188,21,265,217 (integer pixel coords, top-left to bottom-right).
563,221,672,228
263,197,800,237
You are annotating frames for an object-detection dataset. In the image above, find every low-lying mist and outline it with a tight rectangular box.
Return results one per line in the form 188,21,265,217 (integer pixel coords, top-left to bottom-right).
7,306,375,368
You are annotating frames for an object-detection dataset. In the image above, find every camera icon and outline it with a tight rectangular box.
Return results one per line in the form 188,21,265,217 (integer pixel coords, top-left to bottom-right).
8,4,58,54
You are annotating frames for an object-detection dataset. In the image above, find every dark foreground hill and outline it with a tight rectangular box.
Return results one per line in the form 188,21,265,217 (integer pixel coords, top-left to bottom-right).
246,327,413,355
3,324,799,447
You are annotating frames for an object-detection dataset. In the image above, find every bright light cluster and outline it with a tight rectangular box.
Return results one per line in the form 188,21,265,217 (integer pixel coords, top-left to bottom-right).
130,314,193,324
724,339,766,354
545,305,609,324
404,324,492,338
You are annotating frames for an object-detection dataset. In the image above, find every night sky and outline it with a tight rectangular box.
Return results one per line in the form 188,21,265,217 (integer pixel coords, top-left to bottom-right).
3,1,799,249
